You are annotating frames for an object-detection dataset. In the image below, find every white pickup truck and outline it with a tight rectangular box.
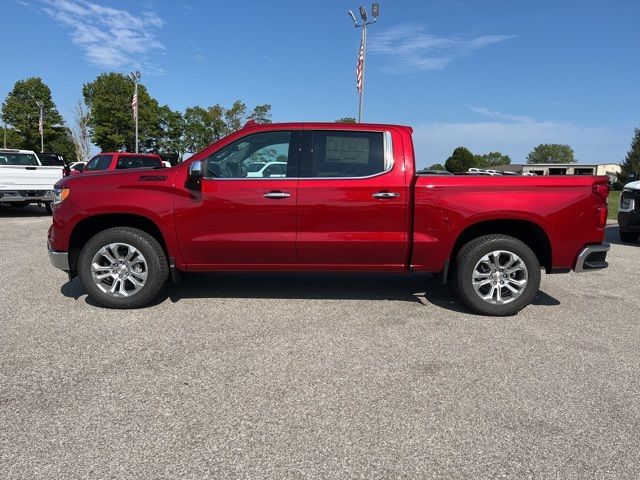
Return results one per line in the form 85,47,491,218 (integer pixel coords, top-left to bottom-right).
0,149,64,214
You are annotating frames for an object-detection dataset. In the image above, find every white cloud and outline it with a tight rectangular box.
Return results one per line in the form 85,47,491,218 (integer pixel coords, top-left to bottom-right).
368,24,514,73
412,120,630,167
37,0,164,71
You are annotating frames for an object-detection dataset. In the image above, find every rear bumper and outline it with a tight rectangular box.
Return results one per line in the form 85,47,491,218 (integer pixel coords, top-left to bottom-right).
574,243,609,273
48,248,70,271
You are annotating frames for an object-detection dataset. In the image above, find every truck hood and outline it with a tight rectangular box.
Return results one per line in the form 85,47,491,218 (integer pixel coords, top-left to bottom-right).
623,180,640,191
56,166,174,189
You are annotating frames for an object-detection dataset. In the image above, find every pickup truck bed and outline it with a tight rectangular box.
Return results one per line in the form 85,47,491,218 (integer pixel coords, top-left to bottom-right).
47,122,609,315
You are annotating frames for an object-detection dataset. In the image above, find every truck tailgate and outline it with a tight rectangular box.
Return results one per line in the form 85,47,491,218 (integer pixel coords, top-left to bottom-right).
0,165,63,190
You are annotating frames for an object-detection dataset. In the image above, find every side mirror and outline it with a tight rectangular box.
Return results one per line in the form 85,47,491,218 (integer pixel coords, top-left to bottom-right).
189,160,204,179
76,164,85,172
186,160,204,190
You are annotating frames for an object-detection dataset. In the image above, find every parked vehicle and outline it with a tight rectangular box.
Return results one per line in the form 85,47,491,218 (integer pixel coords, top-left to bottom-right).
68,162,87,175
246,161,287,178
618,180,640,243
48,122,610,315
418,169,453,176
82,152,165,173
0,148,63,213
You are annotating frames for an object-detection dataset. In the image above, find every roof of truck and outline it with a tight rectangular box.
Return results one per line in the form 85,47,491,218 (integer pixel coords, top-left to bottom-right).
97,152,161,157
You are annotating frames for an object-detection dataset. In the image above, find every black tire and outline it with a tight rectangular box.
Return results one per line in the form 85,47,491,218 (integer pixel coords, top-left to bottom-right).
44,202,53,215
78,227,169,309
453,234,541,316
619,231,639,243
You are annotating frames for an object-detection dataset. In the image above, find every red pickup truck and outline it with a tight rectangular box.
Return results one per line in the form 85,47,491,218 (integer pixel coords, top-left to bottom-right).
48,122,610,315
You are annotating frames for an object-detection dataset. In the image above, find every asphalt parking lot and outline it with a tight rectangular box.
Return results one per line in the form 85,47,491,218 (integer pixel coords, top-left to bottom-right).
1,206,639,479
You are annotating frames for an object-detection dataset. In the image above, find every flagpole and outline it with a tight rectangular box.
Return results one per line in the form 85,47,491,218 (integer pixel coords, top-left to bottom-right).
349,5,378,124
36,100,44,153
128,71,141,153
358,25,367,123
134,80,139,153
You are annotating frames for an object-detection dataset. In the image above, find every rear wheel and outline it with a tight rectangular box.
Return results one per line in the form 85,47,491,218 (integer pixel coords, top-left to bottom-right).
453,235,541,316
619,231,639,243
78,227,169,308
44,202,53,215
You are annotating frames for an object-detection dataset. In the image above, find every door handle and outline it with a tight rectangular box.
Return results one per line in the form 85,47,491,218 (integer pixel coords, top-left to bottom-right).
263,191,292,199
372,191,400,199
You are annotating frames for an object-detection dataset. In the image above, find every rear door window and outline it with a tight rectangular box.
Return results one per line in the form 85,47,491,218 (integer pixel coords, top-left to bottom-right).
85,155,113,171
301,131,385,178
116,156,161,169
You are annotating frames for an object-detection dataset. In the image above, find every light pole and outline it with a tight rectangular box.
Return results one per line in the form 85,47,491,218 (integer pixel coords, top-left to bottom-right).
3,122,6,149
35,100,44,153
348,3,379,123
128,71,141,153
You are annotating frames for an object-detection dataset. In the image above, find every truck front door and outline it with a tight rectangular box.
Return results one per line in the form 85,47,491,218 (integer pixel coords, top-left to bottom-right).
174,130,301,268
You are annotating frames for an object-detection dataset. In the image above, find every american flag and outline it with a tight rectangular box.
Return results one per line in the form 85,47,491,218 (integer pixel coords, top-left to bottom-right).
356,29,365,93
131,93,138,118
38,114,43,136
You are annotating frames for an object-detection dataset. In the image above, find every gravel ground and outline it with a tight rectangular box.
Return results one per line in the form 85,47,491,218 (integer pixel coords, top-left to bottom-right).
1,206,639,479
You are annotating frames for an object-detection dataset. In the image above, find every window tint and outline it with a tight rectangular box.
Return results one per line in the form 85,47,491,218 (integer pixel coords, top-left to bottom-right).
85,155,113,171
204,131,293,179
303,131,385,178
116,156,162,169
0,153,39,166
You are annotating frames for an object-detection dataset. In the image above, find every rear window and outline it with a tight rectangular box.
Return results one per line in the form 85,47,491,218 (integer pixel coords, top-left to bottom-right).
302,131,385,178
0,153,39,166
116,156,161,169
85,155,113,171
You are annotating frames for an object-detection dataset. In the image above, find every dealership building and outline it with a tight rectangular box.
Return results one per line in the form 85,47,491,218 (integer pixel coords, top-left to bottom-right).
522,163,621,181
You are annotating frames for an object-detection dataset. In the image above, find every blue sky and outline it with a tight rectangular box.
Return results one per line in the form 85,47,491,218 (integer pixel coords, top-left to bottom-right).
2,0,639,167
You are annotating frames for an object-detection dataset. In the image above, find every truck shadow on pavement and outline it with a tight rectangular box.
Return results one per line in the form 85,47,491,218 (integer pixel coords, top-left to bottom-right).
605,225,639,246
0,205,50,217
61,272,560,315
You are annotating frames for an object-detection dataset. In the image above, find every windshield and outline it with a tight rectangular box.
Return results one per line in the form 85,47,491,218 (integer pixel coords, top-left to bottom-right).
0,153,39,166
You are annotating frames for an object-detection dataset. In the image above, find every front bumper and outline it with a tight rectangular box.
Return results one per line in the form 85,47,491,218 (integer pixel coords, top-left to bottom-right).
618,211,640,233
48,248,70,271
0,190,54,202
574,243,609,273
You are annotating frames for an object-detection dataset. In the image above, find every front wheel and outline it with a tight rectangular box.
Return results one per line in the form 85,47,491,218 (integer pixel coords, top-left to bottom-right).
45,202,53,215
78,227,169,308
453,235,541,316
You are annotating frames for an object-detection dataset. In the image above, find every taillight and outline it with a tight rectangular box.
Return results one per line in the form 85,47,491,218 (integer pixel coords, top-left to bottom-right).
593,182,609,200
597,206,607,228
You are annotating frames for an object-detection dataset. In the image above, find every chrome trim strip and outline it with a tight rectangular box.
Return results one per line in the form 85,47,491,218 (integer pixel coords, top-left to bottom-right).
574,243,610,273
48,249,70,271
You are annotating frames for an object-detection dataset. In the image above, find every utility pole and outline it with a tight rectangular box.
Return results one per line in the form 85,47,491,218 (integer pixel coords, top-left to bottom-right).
3,122,6,148
35,101,44,153
348,4,379,123
128,71,142,153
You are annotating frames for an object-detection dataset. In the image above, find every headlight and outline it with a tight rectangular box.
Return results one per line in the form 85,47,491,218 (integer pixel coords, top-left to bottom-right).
53,187,70,205
619,192,635,213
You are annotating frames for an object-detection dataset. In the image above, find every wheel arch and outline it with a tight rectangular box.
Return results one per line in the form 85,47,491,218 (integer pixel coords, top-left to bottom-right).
68,213,169,274
451,219,553,272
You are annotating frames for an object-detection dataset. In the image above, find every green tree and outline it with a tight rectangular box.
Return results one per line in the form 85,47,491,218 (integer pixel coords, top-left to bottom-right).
82,72,163,152
335,117,356,123
224,100,247,133
156,106,186,159
1,77,76,161
445,147,475,173
249,104,272,124
619,128,640,184
474,151,511,167
1,126,23,149
526,144,575,164
427,163,446,170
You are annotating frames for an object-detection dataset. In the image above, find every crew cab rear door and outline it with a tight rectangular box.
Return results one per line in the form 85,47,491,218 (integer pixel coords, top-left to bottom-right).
174,129,301,267
296,128,408,270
